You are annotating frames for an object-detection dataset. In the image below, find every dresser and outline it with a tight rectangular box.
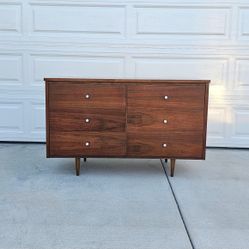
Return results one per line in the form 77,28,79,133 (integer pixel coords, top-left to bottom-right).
45,78,210,176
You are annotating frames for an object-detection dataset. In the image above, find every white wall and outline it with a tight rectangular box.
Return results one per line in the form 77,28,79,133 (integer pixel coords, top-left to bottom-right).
0,0,249,147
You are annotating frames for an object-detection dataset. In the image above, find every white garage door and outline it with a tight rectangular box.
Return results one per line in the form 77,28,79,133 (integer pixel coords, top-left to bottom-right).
0,0,249,147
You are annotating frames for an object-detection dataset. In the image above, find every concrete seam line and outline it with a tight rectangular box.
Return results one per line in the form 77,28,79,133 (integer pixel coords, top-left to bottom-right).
160,159,195,249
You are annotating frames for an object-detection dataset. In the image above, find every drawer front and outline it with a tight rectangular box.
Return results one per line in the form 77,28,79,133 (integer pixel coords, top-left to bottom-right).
128,84,205,109
127,108,204,132
49,83,125,111
50,109,126,132
50,131,126,157
127,132,204,158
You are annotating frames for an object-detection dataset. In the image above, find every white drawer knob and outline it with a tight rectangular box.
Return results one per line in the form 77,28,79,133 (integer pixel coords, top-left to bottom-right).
163,119,168,124
85,118,90,123
85,94,90,99
85,142,90,147
162,143,167,148
164,95,168,100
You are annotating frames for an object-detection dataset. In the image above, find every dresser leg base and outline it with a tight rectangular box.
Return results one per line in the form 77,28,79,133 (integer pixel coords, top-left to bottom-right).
84,157,87,162
75,157,80,176
170,159,176,177
165,159,168,163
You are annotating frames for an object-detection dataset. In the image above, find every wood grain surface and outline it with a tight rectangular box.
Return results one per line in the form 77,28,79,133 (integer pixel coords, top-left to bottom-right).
50,109,126,132
127,84,205,109
45,79,209,159
127,132,203,158
50,131,126,157
127,108,204,132
49,82,126,110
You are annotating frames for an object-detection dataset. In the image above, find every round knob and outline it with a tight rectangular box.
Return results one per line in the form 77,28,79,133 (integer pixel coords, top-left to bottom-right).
164,95,168,100
85,118,90,123
85,94,90,99
162,143,167,148
163,119,168,124
85,142,90,147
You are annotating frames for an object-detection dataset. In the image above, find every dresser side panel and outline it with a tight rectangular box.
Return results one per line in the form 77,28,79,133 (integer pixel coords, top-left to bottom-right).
201,82,210,159
45,81,51,157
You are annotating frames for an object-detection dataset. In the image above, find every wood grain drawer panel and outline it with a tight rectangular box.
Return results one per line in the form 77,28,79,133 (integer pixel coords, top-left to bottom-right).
50,131,126,157
50,109,126,132
127,132,204,158
128,84,205,109
49,83,125,110
127,108,204,132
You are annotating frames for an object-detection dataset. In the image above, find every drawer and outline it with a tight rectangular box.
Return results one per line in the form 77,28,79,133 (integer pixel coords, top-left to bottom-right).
49,131,126,157
49,83,125,111
127,108,204,132
50,109,126,132
128,84,205,109
127,132,204,158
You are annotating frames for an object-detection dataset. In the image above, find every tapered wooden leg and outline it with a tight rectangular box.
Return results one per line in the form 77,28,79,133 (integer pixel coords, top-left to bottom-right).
84,157,87,162
165,159,168,163
75,157,80,176
170,158,176,177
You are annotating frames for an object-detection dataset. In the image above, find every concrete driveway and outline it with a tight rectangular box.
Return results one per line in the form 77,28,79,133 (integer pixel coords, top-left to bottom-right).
0,143,248,249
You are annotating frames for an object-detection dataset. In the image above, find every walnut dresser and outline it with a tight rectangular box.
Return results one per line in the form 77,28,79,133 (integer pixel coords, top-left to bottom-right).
45,78,210,176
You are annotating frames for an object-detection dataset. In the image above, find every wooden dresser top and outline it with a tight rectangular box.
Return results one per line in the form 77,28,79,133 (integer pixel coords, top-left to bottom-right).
44,78,210,84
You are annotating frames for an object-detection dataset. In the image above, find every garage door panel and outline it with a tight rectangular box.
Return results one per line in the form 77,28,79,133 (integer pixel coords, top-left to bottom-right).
30,54,125,86
132,56,228,88
133,6,230,39
0,3,21,34
0,54,23,86
0,0,248,147
31,4,126,37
